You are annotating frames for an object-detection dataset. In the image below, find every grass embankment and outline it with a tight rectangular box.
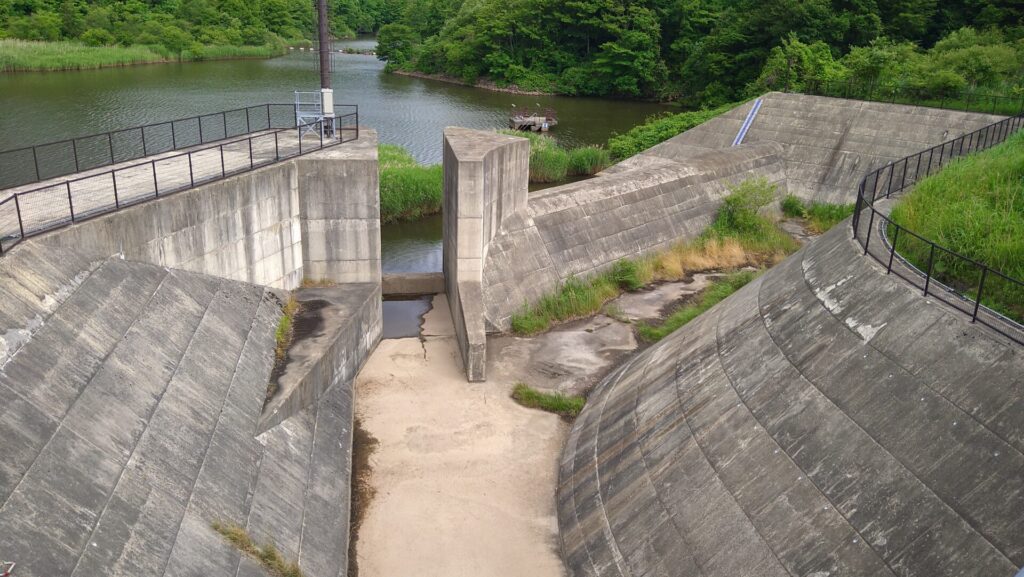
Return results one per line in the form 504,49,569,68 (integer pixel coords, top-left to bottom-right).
781,194,856,233
510,178,799,335
211,521,304,577
499,130,610,183
0,38,294,72
889,130,1024,322
606,101,740,161
379,144,443,223
511,383,586,419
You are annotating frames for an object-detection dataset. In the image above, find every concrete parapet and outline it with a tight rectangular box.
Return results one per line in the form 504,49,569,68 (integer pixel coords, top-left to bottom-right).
442,127,530,381
382,271,445,296
36,131,381,291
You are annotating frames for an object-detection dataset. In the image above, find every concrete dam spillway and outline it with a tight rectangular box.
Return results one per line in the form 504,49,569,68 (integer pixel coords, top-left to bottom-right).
0,91,1021,577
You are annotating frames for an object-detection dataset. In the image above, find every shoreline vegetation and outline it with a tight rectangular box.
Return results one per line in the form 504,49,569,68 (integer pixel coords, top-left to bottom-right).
391,69,553,96
0,38,311,73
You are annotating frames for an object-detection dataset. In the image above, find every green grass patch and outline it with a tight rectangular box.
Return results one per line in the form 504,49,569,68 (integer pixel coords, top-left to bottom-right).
780,194,855,233
499,130,610,183
606,102,740,161
636,271,759,342
211,521,304,577
510,275,622,335
511,383,585,419
888,130,1024,322
0,38,287,72
379,144,443,223
275,296,300,362
703,178,800,255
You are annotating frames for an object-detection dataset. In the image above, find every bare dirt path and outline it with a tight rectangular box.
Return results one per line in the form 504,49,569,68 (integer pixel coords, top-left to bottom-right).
353,295,568,577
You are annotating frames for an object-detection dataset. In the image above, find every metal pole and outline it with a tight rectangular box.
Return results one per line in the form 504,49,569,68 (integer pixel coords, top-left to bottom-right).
274,132,280,159
220,145,226,177
152,160,159,196
863,209,875,255
887,227,900,274
972,268,987,322
112,171,119,209
245,108,251,134
248,138,254,169
14,194,24,239
267,105,272,129
108,133,115,164
66,181,75,222
923,244,935,296
222,111,228,139
141,126,148,157
925,147,934,176
885,163,894,198
199,117,204,143
318,0,331,91
899,157,908,190
171,121,177,149
32,147,40,181
188,153,195,187
72,139,80,172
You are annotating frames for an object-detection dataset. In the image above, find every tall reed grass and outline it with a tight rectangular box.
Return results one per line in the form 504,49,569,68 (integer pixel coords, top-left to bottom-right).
889,130,1024,321
379,144,443,223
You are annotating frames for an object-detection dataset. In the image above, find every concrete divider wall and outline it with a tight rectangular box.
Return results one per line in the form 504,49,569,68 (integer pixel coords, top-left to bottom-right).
611,92,1005,204
557,222,1024,577
39,131,381,289
442,127,530,381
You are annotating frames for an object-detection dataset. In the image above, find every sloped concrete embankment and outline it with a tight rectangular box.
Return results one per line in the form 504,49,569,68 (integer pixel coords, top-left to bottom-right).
0,133,383,577
609,92,1005,203
557,223,1024,577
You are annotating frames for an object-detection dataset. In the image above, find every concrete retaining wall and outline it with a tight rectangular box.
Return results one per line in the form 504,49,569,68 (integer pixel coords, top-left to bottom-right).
557,223,1024,577
442,127,530,381
40,131,381,290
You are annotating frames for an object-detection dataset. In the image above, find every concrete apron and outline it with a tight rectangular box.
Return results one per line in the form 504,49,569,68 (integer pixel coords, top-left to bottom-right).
352,275,727,576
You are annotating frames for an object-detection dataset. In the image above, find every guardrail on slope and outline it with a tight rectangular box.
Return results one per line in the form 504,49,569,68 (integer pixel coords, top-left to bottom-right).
851,112,1024,344
0,105,359,255
797,79,1024,116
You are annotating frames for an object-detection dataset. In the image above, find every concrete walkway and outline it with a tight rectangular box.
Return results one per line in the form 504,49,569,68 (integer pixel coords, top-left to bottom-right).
353,295,567,577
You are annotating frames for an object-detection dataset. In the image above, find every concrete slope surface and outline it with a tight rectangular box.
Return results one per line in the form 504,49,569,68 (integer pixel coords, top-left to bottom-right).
0,241,357,577
609,92,1005,204
557,223,1024,577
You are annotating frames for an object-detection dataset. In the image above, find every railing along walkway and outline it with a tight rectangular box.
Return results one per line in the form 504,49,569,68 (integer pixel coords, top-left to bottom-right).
0,104,358,254
852,112,1024,344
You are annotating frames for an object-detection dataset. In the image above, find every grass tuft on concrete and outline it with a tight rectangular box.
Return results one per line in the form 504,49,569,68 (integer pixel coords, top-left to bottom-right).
379,144,443,224
511,383,585,419
211,521,304,577
510,178,799,336
780,194,855,233
500,130,610,183
637,270,759,342
889,130,1024,321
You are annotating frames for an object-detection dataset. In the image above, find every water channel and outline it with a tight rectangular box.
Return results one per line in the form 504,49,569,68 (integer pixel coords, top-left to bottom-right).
0,38,670,275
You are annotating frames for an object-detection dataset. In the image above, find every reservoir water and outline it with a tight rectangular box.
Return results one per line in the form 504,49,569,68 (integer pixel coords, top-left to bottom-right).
0,38,670,272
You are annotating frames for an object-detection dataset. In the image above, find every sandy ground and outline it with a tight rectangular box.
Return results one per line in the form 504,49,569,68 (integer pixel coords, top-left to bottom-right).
354,295,568,577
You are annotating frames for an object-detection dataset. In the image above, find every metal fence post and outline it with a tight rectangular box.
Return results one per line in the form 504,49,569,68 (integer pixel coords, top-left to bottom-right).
32,147,40,181
972,267,988,322
72,139,80,172
923,244,935,296
220,145,226,177
274,132,280,160
141,126,148,157
245,108,251,133
925,147,934,176
171,122,177,149
222,111,228,139
887,227,900,274
885,163,895,198
14,194,24,239
112,171,119,209
152,160,159,196
863,209,875,255
248,138,254,169
188,153,195,187
266,105,272,129
899,157,908,190
199,117,205,143
108,133,115,164
66,181,75,222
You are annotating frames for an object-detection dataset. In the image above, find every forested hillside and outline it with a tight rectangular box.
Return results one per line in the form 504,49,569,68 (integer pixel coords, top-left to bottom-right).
364,0,1024,102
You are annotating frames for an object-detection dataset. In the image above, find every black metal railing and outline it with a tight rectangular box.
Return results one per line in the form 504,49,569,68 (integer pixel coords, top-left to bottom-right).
0,104,359,255
790,79,1024,117
851,111,1024,344
0,104,313,191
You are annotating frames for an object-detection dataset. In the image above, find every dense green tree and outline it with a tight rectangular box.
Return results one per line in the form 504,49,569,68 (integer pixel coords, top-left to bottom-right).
376,22,417,66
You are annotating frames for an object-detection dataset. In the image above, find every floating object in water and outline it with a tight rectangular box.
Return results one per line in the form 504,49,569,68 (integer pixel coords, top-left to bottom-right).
509,105,558,132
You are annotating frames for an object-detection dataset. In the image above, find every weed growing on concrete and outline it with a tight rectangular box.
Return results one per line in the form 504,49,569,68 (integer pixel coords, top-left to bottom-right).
889,130,1024,321
211,521,304,577
379,144,443,224
510,178,800,336
275,296,300,361
511,383,586,419
780,194,855,233
637,271,760,342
